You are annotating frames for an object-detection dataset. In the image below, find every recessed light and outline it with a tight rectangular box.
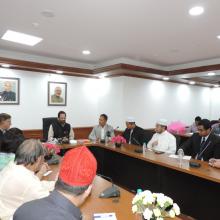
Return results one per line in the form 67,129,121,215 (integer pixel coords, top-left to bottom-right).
214,85,219,88
162,77,170,81
189,81,195,85
217,35,220,39
1,64,10,68
189,6,204,16
55,70,63,74
208,72,216,76
82,50,91,55
1,30,43,46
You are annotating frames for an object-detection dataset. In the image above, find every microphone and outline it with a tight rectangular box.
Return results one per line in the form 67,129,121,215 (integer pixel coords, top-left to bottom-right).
97,174,120,198
132,137,141,146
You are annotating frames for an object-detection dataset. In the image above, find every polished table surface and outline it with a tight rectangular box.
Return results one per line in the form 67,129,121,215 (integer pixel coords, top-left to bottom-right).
59,142,220,219
44,163,194,220
61,142,220,184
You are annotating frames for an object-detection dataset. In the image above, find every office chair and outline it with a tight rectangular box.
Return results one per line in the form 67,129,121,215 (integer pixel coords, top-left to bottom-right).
42,117,57,141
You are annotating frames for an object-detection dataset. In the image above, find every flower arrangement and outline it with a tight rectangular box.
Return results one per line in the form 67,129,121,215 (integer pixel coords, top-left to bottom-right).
111,135,126,144
132,190,180,220
43,143,60,158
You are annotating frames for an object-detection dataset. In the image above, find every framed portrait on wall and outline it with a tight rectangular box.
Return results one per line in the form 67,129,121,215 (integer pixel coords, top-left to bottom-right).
48,81,67,106
0,77,20,105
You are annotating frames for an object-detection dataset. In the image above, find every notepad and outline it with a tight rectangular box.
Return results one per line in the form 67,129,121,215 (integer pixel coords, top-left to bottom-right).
93,213,117,220
169,155,191,160
43,170,52,176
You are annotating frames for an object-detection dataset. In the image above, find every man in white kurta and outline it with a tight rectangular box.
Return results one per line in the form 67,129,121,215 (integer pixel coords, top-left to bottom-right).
0,140,55,220
147,119,176,154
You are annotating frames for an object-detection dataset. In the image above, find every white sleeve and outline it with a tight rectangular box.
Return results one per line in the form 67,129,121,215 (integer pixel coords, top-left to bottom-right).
69,128,74,140
147,134,157,149
47,125,54,141
167,135,177,154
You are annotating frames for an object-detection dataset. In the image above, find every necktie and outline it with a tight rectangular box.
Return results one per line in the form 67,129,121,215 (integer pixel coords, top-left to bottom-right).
197,137,206,160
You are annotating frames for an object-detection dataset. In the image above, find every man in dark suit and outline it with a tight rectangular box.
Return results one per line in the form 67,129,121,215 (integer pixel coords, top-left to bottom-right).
182,119,220,161
0,113,11,142
122,117,145,146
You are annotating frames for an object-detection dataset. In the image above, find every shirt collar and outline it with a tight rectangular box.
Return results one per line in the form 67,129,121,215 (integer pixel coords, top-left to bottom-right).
50,190,82,219
202,133,211,142
0,127,6,133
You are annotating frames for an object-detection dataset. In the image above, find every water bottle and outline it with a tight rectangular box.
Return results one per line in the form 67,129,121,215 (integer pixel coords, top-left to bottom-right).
142,143,147,154
177,148,184,167
137,188,142,194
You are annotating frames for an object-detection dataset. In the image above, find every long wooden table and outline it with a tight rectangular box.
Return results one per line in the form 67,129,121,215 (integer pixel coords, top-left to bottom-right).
60,142,220,220
45,163,194,220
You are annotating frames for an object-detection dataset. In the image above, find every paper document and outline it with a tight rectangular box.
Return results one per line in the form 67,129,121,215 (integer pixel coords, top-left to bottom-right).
169,155,191,160
43,170,52,176
93,213,117,220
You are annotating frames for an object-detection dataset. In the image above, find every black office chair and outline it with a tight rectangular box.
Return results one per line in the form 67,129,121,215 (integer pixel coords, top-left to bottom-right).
42,117,57,141
144,129,155,144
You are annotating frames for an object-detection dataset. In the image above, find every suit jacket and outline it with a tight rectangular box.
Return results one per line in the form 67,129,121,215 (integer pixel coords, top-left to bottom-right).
89,124,114,140
182,133,220,161
123,126,145,146
13,190,82,220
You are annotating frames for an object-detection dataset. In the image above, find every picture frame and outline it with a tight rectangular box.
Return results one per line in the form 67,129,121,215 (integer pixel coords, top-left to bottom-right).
0,77,20,105
48,81,67,106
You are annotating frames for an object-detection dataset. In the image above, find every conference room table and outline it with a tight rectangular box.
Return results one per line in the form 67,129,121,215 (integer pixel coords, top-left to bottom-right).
58,142,220,220
44,161,194,220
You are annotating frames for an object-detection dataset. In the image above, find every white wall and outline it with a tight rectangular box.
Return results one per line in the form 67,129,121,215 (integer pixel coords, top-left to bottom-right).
210,88,220,120
123,77,211,128
0,68,216,130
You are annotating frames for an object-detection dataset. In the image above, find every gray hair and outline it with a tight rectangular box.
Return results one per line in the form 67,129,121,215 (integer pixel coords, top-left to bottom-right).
15,139,44,165
55,178,89,196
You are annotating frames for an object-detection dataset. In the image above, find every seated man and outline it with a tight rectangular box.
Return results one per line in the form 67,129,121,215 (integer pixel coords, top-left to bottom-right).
122,117,145,145
0,130,25,171
187,116,201,133
89,114,114,141
182,119,220,161
48,111,74,142
0,139,54,220
14,146,97,220
147,119,176,154
211,121,220,136
0,113,11,141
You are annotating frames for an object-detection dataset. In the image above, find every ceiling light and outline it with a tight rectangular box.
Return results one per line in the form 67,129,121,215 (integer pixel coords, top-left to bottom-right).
189,6,204,16
208,72,216,76
55,70,63,74
162,77,170,81
217,35,220,39
82,50,91,55
214,85,219,88
1,64,10,68
1,30,43,46
189,81,195,85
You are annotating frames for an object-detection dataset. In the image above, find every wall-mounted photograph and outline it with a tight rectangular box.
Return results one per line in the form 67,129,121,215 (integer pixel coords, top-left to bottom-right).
48,81,67,106
0,77,20,104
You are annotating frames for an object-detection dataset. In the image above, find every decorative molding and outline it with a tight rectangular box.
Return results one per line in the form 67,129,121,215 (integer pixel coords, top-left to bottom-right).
1,56,220,87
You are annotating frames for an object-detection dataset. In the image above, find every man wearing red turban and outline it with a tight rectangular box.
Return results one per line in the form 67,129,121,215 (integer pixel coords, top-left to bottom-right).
13,146,97,220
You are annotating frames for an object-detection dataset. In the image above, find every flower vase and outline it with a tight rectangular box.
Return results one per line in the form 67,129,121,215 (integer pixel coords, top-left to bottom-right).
115,142,122,148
